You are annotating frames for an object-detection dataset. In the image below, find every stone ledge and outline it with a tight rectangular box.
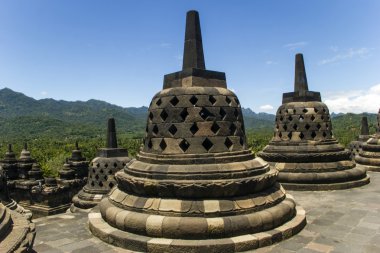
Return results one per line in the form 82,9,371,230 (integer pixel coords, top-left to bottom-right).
88,198,306,252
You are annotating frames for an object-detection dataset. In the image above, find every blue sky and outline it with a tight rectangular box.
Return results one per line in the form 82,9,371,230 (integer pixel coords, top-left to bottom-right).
0,0,379,113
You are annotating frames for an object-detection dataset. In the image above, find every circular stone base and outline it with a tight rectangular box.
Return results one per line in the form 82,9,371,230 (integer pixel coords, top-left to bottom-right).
71,191,104,212
280,175,370,191
362,165,380,172
88,195,306,253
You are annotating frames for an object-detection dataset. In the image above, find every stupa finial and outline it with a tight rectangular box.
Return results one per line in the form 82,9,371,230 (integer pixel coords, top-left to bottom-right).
182,10,205,70
75,141,79,150
106,118,118,148
24,142,28,150
361,116,369,136
294,53,309,92
8,144,12,152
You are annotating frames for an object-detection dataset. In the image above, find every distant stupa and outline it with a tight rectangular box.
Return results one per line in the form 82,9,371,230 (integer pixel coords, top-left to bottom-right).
258,54,370,190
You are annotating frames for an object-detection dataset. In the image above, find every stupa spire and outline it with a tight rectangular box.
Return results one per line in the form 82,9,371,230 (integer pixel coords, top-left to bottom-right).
182,10,205,70
294,53,309,92
361,116,369,136
106,118,117,148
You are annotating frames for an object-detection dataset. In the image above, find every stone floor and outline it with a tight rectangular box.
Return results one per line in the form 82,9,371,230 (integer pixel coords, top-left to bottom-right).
32,171,380,253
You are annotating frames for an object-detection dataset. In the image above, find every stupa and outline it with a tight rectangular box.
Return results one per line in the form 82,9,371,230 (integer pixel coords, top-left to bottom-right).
0,168,35,253
258,54,370,190
355,110,380,171
89,11,306,252
71,118,130,211
349,116,371,159
18,143,35,179
1,144,19,180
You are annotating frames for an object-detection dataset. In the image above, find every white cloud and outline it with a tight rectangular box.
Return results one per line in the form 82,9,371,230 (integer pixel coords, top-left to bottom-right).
41,91,48,96
265,60,278,65
260,104,274,111
283,41,308,51
318,47,372,65
324,83,380,113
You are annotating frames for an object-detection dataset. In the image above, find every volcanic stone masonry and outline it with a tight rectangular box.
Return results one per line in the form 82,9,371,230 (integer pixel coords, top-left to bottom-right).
71,118,130,212
349,116,371,159
0,168,35,253
355,110,380,171
88,10,306,252
258,54,370,191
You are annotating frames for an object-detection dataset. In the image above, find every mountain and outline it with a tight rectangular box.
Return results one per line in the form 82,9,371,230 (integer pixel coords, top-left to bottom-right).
0,88,275,140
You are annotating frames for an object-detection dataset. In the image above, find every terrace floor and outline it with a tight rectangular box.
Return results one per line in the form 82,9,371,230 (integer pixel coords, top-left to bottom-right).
32,171,380,253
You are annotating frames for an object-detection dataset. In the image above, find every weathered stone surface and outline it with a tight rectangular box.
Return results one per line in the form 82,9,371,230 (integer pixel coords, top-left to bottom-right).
0,168,35,253
258,54,369,190
71,118,130,211
355,110,380,171
349,116,371,159
89,10,305,252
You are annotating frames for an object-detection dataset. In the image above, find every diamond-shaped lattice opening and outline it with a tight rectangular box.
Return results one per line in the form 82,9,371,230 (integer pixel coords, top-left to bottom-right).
202,138,214,151
95,174,99,180
109,169,113,174
189,95,198,105
311,131,317,139
225,96,232,105
326,123,329,130
160,109,168,121
179,139,190,152
99,181,103,187
288,132,292,139
229,123,237,135
283,124,288,131
323,131,327,137
209,95,216,105
299,115,304,122
220,108,227,120
311,115,316,121
113,162,117,168
91,181,95,187
224,137,233,150
159,139,167,150
279,132,283,138
96,163,100,168
321,115,325,120
92,168,95,173
323,108,326,113
105,163,109,168
293,124,298,130
104,175,108,180
190,123,199,135
303,108,308,113
170,96,179,106
180,108,189,121
168,124,177,136
145,125,148,133
109,182,114,188
299,132,305,139
293,109,296,114
234,98,240,105
148,139,153,149
149,112,154,121
288,115,293,121
280,116,284,121
211,122,220,134
314,108,319,113
199,107,213,120
156,98,162,106
100,169,104,174
234,108,239,119
276,124,279,129
152,125,159,135
305,124,310,130
317,123,322,130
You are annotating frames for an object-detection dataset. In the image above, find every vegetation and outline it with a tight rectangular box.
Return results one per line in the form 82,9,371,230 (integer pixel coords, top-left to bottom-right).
0,88,377,176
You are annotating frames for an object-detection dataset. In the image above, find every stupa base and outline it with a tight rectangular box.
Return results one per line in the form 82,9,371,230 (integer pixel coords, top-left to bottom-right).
20,202,71,219
88,195,306,253
71,190,104,212
0,206,36,253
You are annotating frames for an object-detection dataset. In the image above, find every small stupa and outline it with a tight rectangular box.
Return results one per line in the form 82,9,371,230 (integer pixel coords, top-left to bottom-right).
88,11,306,252
71,118,130,211
355,110,380,171
258,54,370,190
349,116,371,159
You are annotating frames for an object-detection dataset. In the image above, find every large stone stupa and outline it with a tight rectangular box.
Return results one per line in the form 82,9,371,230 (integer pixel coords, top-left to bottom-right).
258,54,370,190
71,118,130,211
89,10,306,252
355,110,380,171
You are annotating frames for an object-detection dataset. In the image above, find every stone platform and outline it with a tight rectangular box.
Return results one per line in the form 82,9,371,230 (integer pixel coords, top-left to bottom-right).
31,170,380,253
